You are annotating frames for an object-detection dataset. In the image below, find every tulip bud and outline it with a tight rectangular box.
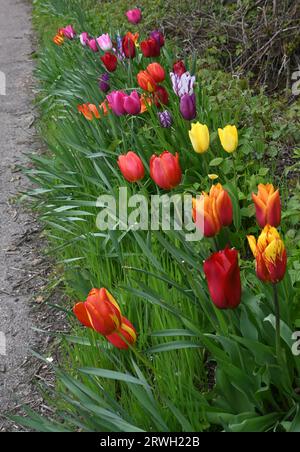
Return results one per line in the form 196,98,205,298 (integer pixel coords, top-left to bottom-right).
209,183,233,227
101,52,118,72
99,73,110,93
146,62,165,83
137,70,157,93
247,226,287,284
189,122,210,154
218,125,238,153
87,39,99,52
61,25,76,39
126,8,142,24
77,103,100,121
118,151,145,182
204,248,242,309
80,32,90,46
73,288,122,336
173,60,187,77
180,93,196,120
150,151,182,190
53,33,64,46
106,316,137,349
252,183,281,228
158,110,173,128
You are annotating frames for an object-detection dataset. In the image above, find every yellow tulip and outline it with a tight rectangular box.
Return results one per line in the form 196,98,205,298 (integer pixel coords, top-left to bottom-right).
189,122,210,154
218,125,238,153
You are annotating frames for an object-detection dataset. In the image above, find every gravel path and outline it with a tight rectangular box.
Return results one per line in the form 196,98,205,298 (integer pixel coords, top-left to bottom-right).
0,0,62,431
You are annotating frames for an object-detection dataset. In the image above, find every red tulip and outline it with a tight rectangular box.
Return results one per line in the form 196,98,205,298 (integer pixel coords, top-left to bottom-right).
101,52,118,72
118,151,145,182
146,62,165,83
252,183,281,228
203,248,242,309
73,288,122,336
150,151,182,190
106,316,137,349
137,70,157,93
122,33,136,58
154,86,169,106
140,37,161,58
173,60,187,76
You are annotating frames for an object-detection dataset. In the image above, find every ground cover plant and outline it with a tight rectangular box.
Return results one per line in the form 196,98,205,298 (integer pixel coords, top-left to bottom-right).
14,0,300,432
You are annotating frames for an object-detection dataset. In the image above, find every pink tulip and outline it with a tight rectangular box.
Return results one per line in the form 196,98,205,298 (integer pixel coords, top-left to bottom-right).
107,91,127,116
97,33,113,51
61,25,76,39
124,91,141,115
87,39,98,52
80,32,90,46
126,8,142,24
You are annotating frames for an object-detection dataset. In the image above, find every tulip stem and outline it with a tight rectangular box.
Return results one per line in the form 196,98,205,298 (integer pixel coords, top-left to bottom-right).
273,284,282,364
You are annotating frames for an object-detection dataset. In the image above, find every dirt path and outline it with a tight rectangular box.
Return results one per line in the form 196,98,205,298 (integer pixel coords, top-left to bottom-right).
0,0,63,431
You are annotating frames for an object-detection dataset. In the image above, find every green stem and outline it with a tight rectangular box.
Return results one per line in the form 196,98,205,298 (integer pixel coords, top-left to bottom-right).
273,284,282,364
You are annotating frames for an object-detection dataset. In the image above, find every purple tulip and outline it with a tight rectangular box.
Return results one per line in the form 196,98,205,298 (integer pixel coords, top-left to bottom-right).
150,30,165,48
124,91,141,115
158,110,173,128
180,93,196,120
99,73,110,93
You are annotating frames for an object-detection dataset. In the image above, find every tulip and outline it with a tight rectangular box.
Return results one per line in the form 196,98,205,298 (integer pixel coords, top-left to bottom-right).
100,100,110,116
154,86,169,106
106,91,127,116
247,225,287,284
97,33,112,51
150,151,182,190
123,91,141,115
158,110,173,128
53,33,64,46
80,32,90,46
61,25,76,39
146,62,165,83
192,184,233,237
180,93,196,120
87,39,98,52
150,30,165,47
73,288,122,336
137,70,157,93
203,248,242,309
140,94,153,113
77,103,100,121
170,71,195,97
118,151,145,183
101,52,118,72
122,33,136,58
99,73,110,93
252,183,281,228
189,122,210,154
140,37,161,57
173,60,186,77
218,125,238,153
106,316,137,349
126,8,142,24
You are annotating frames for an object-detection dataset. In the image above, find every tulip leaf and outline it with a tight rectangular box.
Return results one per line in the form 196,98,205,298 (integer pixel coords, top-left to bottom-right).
209,157,224,167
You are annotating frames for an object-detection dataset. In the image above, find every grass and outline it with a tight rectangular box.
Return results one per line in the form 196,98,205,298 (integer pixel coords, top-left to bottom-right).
15,0,300,432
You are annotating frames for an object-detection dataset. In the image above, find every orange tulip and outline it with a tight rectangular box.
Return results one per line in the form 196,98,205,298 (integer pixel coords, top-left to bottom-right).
247,225,287,283
252,183,281,228
137,70,157,93
53,32,64,46
146,62,165,83
106,316,137,349
73,288,122,336
192,183,233,237
77,103,100,120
